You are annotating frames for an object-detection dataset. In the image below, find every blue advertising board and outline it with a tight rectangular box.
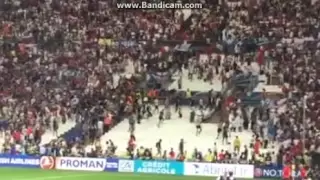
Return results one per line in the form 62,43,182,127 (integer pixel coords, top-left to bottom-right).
105,158,119,172
254,165,302,178
254,165,283,178
0,154,41,168
134,160,184,175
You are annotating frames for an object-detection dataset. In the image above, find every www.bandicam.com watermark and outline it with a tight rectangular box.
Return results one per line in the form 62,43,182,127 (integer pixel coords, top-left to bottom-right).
117,2,203,9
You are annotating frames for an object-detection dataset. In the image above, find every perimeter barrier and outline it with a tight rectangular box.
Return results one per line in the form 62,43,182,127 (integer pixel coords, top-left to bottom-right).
0,155,255,178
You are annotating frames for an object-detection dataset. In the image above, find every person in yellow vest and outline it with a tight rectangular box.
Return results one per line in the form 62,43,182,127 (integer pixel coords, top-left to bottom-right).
98,38,104,46
186,150,194,161
204,149,213,162
98,38,113,47
105,38,113,46
233,136,241,154
186,88,191,98
211,152,216,162
139,146,144,153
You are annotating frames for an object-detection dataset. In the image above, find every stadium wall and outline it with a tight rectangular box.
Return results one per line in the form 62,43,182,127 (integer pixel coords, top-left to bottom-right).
0,154,287,179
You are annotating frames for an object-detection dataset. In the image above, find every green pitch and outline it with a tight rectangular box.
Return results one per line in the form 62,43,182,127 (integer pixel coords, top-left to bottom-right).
0,168,257,180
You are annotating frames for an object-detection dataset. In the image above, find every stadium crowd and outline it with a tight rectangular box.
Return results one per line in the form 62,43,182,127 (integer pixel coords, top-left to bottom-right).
0,0,320,178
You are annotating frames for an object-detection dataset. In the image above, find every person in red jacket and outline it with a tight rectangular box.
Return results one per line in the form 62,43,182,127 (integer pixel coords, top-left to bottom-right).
299,165,307,180
282,163,292,180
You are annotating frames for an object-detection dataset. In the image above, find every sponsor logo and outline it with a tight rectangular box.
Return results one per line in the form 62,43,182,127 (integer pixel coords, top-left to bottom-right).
0,156,40,168
134,160,184,175
40,156,54,170
193,164,200,174
106,162,118,168
254,168,262,177
118,160,134,172
184,162,254,178
56,157,107,171
105,159,119,172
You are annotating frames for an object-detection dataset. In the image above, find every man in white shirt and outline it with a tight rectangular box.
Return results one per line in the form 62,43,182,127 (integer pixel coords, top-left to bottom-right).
195,109,203,136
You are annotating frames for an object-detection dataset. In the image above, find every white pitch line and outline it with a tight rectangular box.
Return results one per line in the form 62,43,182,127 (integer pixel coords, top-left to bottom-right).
10,174,93,180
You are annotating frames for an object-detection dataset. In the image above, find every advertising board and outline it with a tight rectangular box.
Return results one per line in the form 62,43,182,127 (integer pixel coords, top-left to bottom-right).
55,157,119,172
0,155,54,169
254,165,301,178
118,159,134,172
134,160,184,175
184,162,254,178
